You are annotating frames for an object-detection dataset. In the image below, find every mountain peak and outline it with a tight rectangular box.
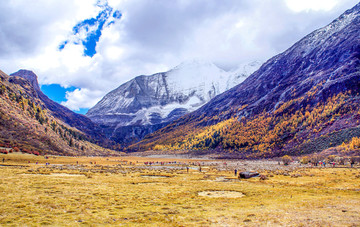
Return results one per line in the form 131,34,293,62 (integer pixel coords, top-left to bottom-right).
331,1,360,26
10,69,41,91
347,2,360,13
172,59,220,71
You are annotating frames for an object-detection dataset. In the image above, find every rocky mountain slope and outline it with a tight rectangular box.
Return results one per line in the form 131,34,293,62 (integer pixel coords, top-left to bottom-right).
10,70,108,144
0,70,116,156
131,3,360,157
87,60,260,144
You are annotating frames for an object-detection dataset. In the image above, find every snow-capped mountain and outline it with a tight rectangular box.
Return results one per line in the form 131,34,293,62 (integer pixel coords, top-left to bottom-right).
86,60,261,144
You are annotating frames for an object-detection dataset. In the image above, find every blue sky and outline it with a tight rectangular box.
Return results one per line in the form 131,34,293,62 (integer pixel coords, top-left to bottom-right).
41,84,77,103
59,1,121,57
41,0,122,114
41,84,88,114
0,0,359,115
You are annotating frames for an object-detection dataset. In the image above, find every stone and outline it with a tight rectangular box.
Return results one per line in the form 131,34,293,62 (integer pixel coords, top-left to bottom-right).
239,171,260,179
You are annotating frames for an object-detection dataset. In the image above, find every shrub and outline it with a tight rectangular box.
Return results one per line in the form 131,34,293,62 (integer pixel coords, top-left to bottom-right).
310,155,322,165
300,156,310,164
281,155,292,165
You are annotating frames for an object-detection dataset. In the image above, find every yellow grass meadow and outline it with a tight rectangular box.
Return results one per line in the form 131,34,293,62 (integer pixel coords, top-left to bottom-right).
0,153,359,226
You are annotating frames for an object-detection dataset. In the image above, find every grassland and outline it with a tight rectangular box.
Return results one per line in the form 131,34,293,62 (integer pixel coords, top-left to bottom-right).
0,153,359,226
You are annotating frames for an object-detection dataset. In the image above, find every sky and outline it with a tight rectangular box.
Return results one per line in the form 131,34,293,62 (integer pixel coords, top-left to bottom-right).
0,0,359,114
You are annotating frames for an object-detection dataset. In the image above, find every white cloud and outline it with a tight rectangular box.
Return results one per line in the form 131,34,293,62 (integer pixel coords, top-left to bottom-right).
61,88,104,111
0,0,359,112
285,0,338,12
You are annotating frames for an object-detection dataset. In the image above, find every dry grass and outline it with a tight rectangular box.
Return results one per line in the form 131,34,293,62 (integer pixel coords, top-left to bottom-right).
0,153,359,226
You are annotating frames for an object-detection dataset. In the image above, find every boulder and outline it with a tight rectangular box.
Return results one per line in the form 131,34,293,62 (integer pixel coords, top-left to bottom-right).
239,171,260,179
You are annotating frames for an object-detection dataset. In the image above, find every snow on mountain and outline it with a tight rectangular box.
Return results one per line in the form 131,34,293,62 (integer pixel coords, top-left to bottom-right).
226,61,262,91
86,59,261,144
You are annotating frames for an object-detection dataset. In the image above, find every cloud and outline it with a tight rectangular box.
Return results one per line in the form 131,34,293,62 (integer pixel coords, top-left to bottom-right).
0,0,359,112
60,1,122,57
0,0,99,58
61,88,104,111
285,0,338,12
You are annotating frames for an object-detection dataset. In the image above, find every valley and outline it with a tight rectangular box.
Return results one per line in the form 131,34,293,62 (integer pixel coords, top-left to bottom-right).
0,152,359,226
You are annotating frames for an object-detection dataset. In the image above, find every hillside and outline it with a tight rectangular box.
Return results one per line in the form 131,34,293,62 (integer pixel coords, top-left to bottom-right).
10,70,109,144
130,3,360,158
0,70,117,156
